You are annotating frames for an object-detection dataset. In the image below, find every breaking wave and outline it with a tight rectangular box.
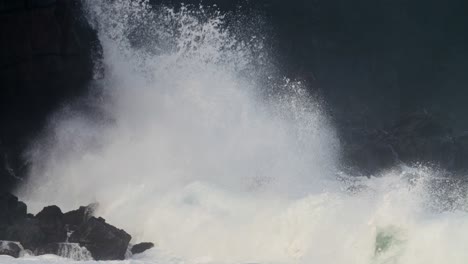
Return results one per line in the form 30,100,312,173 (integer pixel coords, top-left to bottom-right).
15,1,468,264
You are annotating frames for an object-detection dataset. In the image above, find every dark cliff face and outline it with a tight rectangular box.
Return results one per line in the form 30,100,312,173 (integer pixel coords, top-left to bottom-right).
0,0,100,191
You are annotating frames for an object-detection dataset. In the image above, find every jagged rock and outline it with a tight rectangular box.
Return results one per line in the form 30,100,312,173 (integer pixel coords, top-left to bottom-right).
0,194,135,260
35,242,92,261
0,193,27,227
131,242,154,255
36,205,67,244
0,195,53,251
4,218,45,250
69,217,131,260
0,241,22,258
63,203,97,231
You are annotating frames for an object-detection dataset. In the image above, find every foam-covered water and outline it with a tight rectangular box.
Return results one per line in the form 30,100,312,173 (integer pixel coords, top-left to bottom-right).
14,1,468,264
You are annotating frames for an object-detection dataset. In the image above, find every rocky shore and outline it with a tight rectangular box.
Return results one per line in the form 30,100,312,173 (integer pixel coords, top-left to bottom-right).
0,193,153,260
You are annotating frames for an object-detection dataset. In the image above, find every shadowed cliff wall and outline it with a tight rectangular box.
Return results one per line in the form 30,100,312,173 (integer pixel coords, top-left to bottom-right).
0,0,100,191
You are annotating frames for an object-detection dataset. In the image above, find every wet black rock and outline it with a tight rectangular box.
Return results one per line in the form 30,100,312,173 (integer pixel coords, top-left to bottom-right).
0,194,150,261
0,198,44,251
131,242,154,255
0,193,27,227
4,218,45,250
69,217,131,260
35,206,67,244
63,203,97,231
0,241,22,258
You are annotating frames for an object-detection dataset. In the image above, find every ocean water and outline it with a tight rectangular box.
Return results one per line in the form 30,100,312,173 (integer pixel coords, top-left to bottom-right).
11,1,468,264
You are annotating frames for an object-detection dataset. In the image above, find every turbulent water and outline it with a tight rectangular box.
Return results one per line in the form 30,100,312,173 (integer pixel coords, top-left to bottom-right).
10,1,468,264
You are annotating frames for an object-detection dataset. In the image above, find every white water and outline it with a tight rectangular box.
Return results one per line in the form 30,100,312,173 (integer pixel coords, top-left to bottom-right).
14,1,468,264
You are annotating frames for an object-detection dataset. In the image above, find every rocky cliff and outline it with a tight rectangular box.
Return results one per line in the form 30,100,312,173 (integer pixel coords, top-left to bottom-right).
0,0,100,191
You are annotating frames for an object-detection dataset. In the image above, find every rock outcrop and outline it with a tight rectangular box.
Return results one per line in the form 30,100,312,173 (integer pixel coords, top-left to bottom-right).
69,217,132,260
0,241,22,258
0,193,149,261
131,242,155,255
0,193,27,227
63,203,97,232
4,217,45,250
36,206,67,244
